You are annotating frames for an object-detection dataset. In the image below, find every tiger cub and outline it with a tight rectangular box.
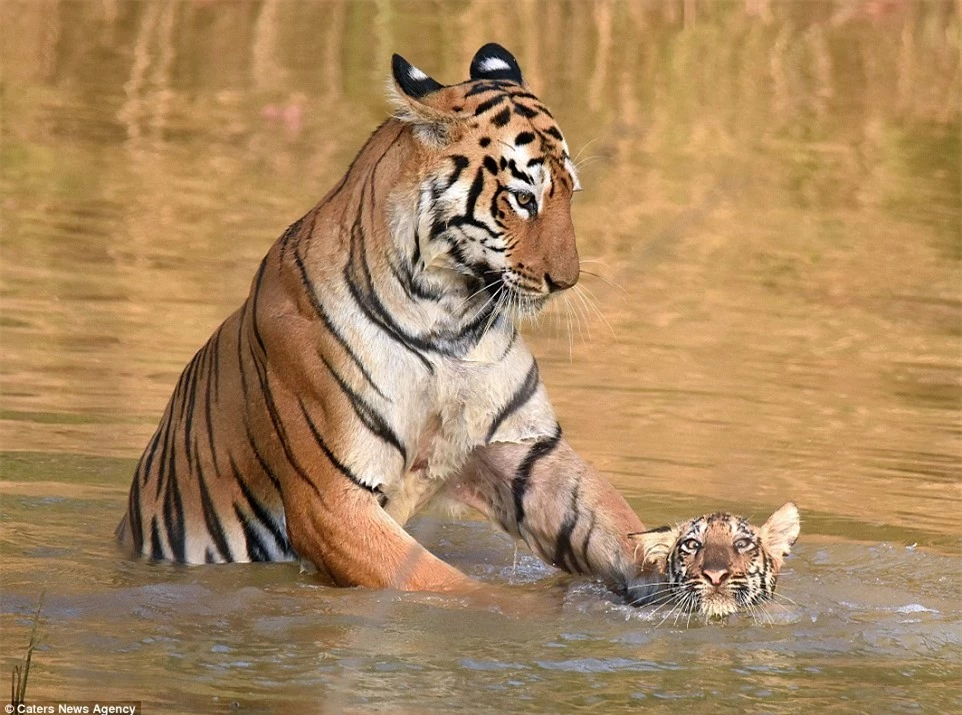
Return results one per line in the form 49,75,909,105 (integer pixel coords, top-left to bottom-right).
117,43,660,596
627,503,800,619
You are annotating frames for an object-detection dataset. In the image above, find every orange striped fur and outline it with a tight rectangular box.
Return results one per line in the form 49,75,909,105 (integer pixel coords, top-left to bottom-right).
118,44,653,596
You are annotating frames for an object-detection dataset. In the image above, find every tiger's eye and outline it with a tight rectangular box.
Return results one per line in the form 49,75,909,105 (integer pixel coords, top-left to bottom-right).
682,538,701,552
733,537,754,551
515,190,534,206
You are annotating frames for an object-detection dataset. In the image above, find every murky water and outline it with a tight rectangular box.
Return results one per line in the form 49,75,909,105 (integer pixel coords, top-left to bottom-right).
2,1,960,712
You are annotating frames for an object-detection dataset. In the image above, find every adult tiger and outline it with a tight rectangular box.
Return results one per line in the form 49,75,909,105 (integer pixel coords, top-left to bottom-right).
117,43,652,597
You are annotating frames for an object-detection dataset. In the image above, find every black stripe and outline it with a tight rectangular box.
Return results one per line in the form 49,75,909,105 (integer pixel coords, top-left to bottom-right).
210,323,223,399
491,107,511,127
196,446,232,562
153,394,180,499
128,467,143,552
167,358,189,422
234,502,269,562
149,516,164,561
245,425,282,493
471,87,506,106
176,349,200,428
464,166,485,219
342,264,437,368
531,103,554,118
474,94,506,115
249,259,270,357
297,397,379,494
139,426,163,487
513,102,540,119
490,185,506,227
291,247,391,399
182,346,204,463
553,482,583,574
232,455,291,558
644,525,673,534
236,300,251,398
203,335,222,481
580,512,598,570
447,213,501,241
162,468,186,562
387,254,443,302
511,425,562,526
515,132,535,146
341,217,439,366
278,216,304,260
507,159,533,185
319,120,391,206
244,334,326,503
446,154,470,188
545,126,564,141
412,230,422,268
154,411,175,499
367,125,405,217
320,354,407,462
449,291,504,345
486,361,541,442
497,328,518,362
465,81,507,98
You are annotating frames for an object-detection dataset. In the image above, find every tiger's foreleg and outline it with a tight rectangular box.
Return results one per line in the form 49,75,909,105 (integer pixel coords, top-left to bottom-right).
280,468,472,592
445,434,650,596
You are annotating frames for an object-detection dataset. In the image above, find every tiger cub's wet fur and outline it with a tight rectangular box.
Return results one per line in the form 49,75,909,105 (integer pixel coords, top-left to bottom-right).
628,503,800,619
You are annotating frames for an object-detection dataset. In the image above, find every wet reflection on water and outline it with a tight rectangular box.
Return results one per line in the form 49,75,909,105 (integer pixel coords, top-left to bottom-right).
1,1,960,712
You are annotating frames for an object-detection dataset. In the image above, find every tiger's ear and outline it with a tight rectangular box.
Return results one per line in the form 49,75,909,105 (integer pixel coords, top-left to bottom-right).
390,53,458,145
759,502,800,570
392,53,444,100
470,42,524,84
628,526,678,570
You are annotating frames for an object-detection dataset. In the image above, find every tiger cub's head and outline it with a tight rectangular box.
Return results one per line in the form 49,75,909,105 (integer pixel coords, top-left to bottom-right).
629,503,800,620
389,43,581,319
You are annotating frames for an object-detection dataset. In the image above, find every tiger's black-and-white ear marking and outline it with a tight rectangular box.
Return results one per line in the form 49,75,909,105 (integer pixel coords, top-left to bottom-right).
390,53,455,145
392,53,444,99
469,42,524,84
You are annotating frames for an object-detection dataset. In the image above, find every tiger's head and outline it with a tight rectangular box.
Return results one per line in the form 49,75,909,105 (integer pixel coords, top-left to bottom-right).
629,503,800,620
388,43,581,320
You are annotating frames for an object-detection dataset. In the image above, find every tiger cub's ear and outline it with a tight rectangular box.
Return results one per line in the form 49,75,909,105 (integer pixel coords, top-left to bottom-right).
759,502,800,570
628,525,678,570
390,53,459,145
469,43,524,84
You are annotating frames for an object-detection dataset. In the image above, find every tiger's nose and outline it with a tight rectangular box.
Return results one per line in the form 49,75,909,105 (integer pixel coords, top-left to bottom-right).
544,271,577,293
702,568,730,587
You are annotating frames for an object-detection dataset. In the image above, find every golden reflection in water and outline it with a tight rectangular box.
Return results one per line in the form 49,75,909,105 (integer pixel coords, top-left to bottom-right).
0,1,959,544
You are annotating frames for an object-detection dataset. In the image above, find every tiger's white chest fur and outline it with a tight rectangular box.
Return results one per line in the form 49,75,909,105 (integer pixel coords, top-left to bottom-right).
379,327,557,526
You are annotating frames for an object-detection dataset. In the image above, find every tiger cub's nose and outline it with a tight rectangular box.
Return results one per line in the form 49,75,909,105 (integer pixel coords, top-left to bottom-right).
702,568,730,587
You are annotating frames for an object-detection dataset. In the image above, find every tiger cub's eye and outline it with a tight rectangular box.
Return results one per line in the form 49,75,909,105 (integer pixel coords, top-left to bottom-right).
681,538,701,552
733,537,754,551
